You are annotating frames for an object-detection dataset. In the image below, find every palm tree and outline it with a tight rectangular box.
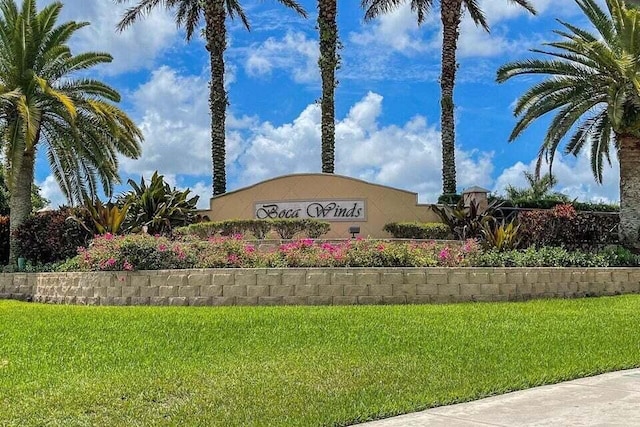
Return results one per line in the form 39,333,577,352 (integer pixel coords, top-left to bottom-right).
0,0,143,265
505,171,569,205
318,0,339,173
497,0,640,249
362,0,535,198
116,0,307,196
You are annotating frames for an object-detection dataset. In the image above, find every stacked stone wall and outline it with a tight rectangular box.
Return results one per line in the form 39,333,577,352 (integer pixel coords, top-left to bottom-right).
2,268,638,306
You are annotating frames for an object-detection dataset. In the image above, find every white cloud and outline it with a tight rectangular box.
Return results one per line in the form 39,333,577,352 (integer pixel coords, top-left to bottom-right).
122,65,495,203
455,22,539,58
351,3,432,54
244,32,319,83
108,64,621,206
38,0,180,75
234,91,494,203
349,0,569,62
38,175,67,209
121,66,256,180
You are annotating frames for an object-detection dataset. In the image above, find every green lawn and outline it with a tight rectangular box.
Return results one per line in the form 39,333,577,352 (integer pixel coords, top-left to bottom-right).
1,297,640,426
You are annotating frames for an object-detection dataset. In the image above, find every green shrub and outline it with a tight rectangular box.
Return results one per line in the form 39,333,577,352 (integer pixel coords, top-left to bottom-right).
175,222,220,239
270,219,307,239
472,247,610,267
383,222,451,239
14,208,93,264
247,220,272,239
0,216,8,265
572,201,619,212
495,198,620,212
437,193,462,205
218,220,251,236
600,246,640,266
302,219,331,238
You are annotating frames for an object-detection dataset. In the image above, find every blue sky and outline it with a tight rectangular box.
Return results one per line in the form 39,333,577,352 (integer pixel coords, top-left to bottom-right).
34,0,619,208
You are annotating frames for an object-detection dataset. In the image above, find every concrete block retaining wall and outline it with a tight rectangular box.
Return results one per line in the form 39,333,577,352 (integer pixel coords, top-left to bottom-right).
1,268,639,306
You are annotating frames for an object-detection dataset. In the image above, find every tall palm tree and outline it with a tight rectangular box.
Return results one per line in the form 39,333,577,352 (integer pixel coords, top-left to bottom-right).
362,0,535,198
0,0,143,265
318,0,339,173
117,0,307,195
497,0,640,249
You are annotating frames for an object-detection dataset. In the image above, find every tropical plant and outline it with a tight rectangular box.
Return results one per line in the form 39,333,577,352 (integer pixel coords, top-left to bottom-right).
497,0,640,249
432,198,501,240
121,172,199,235
0,0,143,264
116,0,307,196
318,0,339,173
81,199,130,235
481,219,521,251
362,0,535,198
505,171,569,205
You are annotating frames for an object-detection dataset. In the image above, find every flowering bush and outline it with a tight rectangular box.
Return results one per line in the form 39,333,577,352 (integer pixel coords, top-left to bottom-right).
70,234,481,271
77,233,195,271
59,234,639,271
14,208,93,264
518,204,618,249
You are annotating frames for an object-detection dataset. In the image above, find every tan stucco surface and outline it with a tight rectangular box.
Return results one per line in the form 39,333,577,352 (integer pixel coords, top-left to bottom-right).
201,174,440,238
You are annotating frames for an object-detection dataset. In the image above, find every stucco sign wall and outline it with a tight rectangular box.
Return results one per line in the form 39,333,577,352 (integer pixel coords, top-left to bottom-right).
255,200,366,221
202,173,440,238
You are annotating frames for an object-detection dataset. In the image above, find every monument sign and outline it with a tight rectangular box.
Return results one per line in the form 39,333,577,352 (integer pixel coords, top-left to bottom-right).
203,174,439,238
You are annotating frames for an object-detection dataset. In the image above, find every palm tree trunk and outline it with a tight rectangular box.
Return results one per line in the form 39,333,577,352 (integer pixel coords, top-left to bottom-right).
318,0,338,174
440,0,462,196
8,150,35,266
204,0,227,196
618,134,640,250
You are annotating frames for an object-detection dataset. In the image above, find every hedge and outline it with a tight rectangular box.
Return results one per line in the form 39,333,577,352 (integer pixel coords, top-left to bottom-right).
176,219,331,240
383,222,451,240
491,197,619,212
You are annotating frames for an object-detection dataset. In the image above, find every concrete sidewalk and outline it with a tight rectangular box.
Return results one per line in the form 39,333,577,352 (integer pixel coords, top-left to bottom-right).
360,368,640,426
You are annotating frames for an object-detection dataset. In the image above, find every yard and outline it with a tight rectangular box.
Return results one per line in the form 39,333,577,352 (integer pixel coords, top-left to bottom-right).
2,296,640,426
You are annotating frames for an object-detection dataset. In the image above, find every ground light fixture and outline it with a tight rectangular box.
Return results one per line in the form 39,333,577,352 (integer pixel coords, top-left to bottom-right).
349,226,360,239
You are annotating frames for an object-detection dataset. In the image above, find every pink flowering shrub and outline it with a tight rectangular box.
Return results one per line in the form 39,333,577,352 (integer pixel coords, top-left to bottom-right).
77,234,194,271
72,234,481,271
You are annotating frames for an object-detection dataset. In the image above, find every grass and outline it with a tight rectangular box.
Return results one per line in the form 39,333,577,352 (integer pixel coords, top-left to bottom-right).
1,296,640,426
